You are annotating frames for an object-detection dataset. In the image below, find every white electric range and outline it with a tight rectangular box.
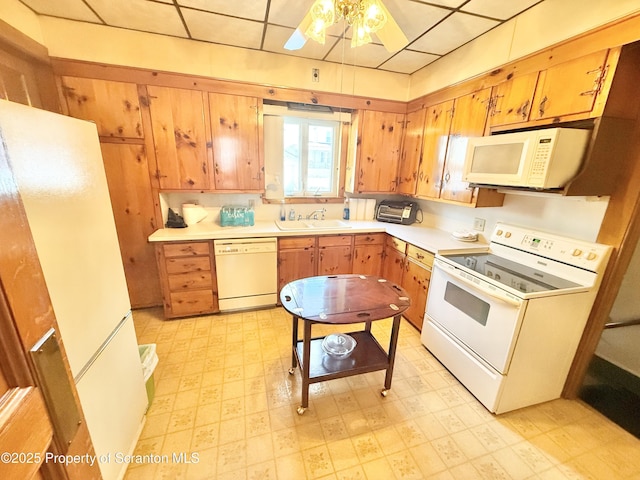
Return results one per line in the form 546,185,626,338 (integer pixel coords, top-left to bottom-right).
421,222,612,413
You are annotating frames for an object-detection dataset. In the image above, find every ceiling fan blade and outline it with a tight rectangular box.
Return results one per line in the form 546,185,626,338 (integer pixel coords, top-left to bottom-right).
376,1,409,52
284,9,314,50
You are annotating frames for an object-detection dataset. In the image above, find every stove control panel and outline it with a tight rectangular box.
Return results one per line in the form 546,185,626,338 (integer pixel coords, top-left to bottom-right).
492,223,611,272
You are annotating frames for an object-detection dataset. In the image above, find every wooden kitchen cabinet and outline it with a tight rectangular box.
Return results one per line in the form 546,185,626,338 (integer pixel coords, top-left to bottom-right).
488,71,539,127
416,100,454,199
318,235,353,275
209,92,263,191
532,50,610,122
146,85,210,190
401,245,434,331
278,236,317,294
100,143,162,308
397,108,427,195
440,88,492,204
382,235,406,286
60,76,144,138
155,241,218,318
348,109,405,193
353,233,385,276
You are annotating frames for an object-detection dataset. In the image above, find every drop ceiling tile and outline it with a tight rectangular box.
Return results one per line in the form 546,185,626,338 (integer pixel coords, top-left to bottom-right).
379,50,439,74
268,0,313,28
86,0,187,37
177,0,268,22
421,0,467,7
263,25,337,59
410,12,500,55
182,8,264,49
381,0,453,42
19,0,102,23
462,0,542,20
324,40,394,69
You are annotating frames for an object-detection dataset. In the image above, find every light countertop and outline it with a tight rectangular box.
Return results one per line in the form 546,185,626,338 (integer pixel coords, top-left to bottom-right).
148,220,488,254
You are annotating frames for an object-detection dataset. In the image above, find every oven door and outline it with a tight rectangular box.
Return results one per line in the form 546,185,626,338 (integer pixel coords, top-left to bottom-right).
424,259,526,373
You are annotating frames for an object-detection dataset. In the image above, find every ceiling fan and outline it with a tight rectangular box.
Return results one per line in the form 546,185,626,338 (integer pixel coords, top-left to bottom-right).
284,0,409,53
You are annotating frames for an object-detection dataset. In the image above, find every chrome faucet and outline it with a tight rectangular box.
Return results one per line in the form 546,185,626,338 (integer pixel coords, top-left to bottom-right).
306,208,326,220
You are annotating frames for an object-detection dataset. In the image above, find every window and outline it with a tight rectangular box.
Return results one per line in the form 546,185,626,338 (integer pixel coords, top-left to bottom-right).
283,117,339,197
264,105,348,200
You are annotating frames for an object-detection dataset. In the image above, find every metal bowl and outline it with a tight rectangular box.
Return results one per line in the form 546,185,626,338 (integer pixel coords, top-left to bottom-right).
321,333,357,359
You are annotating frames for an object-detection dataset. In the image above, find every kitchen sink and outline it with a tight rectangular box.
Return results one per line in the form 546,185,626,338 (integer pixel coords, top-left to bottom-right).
275,219,351,231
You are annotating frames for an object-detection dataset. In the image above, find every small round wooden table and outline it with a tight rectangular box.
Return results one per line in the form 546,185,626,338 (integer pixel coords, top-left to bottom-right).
280,274,411,415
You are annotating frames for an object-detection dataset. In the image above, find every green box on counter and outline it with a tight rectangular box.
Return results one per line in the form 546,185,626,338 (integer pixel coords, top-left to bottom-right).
220,205,255,226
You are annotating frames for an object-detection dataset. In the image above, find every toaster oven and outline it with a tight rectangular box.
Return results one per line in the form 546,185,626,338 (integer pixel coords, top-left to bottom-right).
375,200,419,225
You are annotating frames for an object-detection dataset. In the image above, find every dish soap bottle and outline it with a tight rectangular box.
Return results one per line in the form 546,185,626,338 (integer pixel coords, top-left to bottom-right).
288,207,296,221
343,198,350,220
280,201,286,221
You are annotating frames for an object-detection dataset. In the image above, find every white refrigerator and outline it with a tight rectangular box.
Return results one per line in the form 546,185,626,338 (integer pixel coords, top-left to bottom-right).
0,100,147,480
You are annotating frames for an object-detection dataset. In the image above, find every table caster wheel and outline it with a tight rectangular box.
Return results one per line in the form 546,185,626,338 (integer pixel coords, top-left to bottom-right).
288,368,295,375
297,406,306,415
380,389,389,397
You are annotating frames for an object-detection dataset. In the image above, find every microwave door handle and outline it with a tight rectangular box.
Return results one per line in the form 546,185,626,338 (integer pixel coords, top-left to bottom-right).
435,261,522,308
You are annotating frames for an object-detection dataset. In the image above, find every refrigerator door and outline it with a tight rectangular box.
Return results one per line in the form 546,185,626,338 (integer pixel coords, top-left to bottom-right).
76,315,147,480
0,100,131,377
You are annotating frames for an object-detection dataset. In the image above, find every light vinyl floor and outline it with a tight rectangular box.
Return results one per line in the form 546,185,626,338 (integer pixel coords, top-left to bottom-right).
124,307,640,480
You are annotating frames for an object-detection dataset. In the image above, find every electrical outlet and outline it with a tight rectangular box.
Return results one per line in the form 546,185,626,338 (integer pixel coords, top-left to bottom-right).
312,68,319,82
473,217,486,231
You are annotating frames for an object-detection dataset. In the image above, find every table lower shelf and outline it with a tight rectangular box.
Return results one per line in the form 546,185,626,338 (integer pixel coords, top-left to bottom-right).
294,330,390,383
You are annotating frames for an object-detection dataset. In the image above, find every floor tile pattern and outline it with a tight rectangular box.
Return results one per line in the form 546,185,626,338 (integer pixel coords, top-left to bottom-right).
124,307,640,480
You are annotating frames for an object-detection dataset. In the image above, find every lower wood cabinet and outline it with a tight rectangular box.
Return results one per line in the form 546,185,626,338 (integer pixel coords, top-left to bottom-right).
382,236,434,331
155,241,219,318
353,233,385,276
318,235,353,275
278,236,316,295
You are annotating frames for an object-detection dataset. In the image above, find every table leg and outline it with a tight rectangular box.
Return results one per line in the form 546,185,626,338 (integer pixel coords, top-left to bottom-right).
382,314,402,395
298,319,312,414
289,315,299,374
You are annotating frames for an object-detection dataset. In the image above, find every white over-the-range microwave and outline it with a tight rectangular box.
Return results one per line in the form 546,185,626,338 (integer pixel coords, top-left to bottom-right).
462,127,591,189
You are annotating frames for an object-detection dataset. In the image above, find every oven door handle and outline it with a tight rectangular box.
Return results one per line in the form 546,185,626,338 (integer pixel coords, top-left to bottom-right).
434,259,522,308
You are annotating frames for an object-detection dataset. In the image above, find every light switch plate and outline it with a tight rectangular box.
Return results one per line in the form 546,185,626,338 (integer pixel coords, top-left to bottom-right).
473,217,486,231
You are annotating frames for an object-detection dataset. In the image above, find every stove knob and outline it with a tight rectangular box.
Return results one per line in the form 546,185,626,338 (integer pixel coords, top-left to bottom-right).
572,248,583,257
504,232,511,238
496,229,503,236
586,252,598,260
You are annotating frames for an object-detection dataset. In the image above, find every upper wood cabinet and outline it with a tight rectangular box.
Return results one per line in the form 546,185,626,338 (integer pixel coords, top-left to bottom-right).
416,100,454,199
488,71,539,127
60,77,143,138
146,86,210,190
396,108,426,195
348,110,405,193
440,88,492,204
532,50,610,122
209,93,263,191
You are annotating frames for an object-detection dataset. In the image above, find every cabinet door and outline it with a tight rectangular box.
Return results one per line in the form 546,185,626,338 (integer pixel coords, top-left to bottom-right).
209,93,262,190
353,244,384,276
278,246,316,292
146,86,210,190
440,88,491,204
61,77,143,138
100,143,161,308
401,259,431,331
355,110,405,193
533,50,609,121
415,100,454,199
488,72,539,127
382,247,405,286
397,108,426,195
318,246,352,275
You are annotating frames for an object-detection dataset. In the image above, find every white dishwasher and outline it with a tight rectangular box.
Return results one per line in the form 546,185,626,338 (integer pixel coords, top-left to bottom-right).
214,237,278,311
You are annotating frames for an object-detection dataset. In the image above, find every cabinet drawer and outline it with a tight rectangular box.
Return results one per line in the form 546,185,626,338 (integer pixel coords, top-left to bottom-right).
354,233,385,245
385,236,406,253
163,242,210,258
279,236,316,250
165,256,211,275
169,290,215,316
406,244,434,268
167,271,213,291
318,235,353,247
